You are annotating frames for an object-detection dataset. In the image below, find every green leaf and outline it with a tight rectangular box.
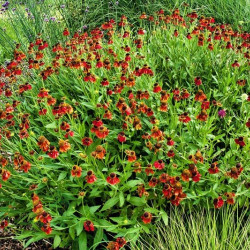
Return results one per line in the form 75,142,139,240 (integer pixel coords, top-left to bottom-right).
45,121,57,129
119,192,125,207
126,180,144,188
58,172,67,181
76,221,84,236
161,211,168,226
128,197,146,206
89,205,101,214
69,226,75,240
79,231,87,250
53,235,61,249
100,196,119,211
93,228,103,249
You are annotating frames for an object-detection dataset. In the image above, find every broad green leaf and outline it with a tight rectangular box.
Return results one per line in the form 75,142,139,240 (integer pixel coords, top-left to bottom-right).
100,196,119,211
119,192,125,207
45,121,57,129
53,235,61,248
128,197,146,206
79,231,87,250
76,221,84,236
161,211,169,226
93,228,103,249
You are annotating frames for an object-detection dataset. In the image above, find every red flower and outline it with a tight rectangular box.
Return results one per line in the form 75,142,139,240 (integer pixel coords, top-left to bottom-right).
153,83,162,93
37,88,49,98
159,173,169,183
138,28,145,35
246,118,250,128
126,150,136,162
197,110,208,121
186,33,192,39
38,108,47,115
194,77,202,86
214,196,224,209
201,100,210,110
145,164,154,175
107,242,120,250
63,28,70,36
167,137,175,146
2,170,11,181
59,139,71,153
235,137,245,147
116,237,126,248
167,150,175,158
0,220,8,230
117,132,126,143
41,223,52,234
179,112,191,123
225,192,235,205
20,160,31,173
208,162,219,174
154,160,165,170
86,170,97,184
195,90,207,102
71,165,82,177
232,60,240,67
106,173,120,185
181,169,191,182
101,78,109,86
47,146,59,159
92,118,103,127
227,163,243,179
148,177,158,187
84,220,95,232
82,137,93,146
39,212,52,224
141,212,152,224
37,136,50,152
95,126,109,139
91,145,106,159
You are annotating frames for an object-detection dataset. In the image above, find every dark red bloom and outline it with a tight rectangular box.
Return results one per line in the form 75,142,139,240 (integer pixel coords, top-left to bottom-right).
194,77,202,86
153,83,162,93
106,173,120,185
116,237,126,248
92,118,103,127
208,162,219,174
86,170,97,184
214,196,224,209
154,160,165,170
82,137,93,146
63,28,70,36
2,170,11,181
39,212,52,224
235,137,245,147
47,146,59,159
41,223,52,234
148,177,158,187
232,60,240,67
167,137,175,146
246,118,250,128
117,132,126,143
84,220,95,232
0,220,8,230
192,171,201,182
141,212,152,224
167,150,175,158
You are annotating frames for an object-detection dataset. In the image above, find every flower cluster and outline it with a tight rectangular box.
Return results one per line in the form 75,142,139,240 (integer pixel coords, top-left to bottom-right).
0,7,249,248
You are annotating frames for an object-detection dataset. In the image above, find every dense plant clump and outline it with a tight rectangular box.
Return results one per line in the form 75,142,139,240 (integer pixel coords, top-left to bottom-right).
0,7,249,249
